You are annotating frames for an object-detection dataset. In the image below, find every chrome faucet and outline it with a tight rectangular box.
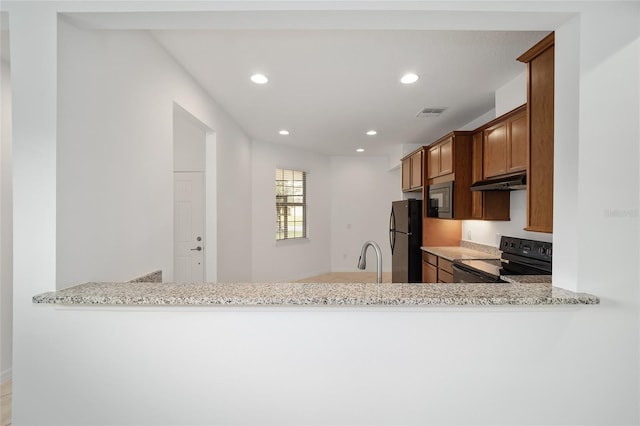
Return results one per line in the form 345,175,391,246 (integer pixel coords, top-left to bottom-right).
357,240,382,284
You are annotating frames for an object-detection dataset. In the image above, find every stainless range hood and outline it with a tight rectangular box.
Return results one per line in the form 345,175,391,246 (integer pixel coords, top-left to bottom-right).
470,172,527,191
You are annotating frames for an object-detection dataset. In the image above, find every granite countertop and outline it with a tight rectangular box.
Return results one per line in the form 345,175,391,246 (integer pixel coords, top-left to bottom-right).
421,246,500,261
33,281,598,306
501,275,552,284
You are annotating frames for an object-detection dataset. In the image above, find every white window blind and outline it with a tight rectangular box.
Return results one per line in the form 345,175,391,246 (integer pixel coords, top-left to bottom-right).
276,168,307,240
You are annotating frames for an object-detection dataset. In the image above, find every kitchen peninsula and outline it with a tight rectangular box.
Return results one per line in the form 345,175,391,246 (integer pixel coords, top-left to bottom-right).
33,280,598,306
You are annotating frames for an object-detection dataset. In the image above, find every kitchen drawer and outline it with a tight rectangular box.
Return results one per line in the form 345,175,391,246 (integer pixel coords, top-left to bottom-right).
438,258,453,274
423,252,438,266
438,269,453,283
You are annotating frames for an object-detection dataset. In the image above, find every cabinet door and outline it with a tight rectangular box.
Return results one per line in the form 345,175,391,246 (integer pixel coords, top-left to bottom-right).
422,261,437,283
438,269,453,283
508,111,527,173
427,145,440,179
410,151,423,189
483,123,508,178
527,44,554,232
471,131,484,219
401,157,411,191
439,137,453,175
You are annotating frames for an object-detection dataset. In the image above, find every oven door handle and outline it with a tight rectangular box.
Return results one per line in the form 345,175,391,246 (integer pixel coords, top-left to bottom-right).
452,264,501,283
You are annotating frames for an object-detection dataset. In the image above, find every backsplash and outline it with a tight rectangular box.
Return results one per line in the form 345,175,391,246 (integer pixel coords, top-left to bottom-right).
462,191,553,247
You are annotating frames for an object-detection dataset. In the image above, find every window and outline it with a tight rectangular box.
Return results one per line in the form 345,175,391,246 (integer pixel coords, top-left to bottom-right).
276,168,306,240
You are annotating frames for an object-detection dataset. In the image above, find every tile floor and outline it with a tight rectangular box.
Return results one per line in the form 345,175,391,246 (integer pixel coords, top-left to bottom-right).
0,380,10,426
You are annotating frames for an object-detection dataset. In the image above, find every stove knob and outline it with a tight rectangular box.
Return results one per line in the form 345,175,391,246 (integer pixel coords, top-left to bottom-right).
547,248,552,256
538,247,546,255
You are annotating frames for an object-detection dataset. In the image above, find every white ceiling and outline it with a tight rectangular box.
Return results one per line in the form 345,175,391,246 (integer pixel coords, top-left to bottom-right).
152,29,547,156
6,7,556,157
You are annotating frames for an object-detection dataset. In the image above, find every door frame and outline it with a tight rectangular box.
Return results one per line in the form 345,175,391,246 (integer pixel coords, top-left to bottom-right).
173,103,217,282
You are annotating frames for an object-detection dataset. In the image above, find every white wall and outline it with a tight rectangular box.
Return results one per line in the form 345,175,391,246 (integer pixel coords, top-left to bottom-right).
56,19,252,287
330,156,399,272
5,2,640,426
251,140,332,281
0,54,12,381
495,71,527,116
251,148,399,280
16,303,621,426
173,106,206,173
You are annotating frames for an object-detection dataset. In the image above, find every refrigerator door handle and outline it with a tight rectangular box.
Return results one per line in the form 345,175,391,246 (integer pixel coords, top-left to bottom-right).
389,207,396,254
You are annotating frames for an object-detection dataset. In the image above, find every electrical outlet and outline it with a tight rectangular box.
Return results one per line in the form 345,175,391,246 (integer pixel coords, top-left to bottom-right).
495,233,502,246
467,230,472,241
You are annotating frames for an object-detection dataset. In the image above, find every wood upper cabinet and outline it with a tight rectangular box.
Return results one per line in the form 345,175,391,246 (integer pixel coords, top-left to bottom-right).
427,137,453,179
509,112,527,173
471,130,510,221
410,150,423,189
483,105,527,179
518,32,554,233
401,157,412,191
425,131,473,219
401,148,425,192
471,131,484,219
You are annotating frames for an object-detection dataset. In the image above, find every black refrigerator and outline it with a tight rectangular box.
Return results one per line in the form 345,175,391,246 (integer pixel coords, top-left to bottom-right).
389,199,423,283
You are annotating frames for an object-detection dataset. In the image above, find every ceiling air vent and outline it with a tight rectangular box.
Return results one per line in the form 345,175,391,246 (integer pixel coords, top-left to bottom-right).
416,107,447,118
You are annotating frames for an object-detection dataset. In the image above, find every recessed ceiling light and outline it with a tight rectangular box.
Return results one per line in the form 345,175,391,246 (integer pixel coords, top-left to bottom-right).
400,73,419,84
279,130,290,135
366,130,377,136
250,73,269,84
356,148,365,153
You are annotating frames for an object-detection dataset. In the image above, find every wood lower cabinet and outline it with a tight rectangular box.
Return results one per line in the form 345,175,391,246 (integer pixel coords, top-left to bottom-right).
437,257,453,283
422,252,438,282
518,32,554,233
483,105,527,179
401,148,425,192
421,251,454,283
471,130,510,220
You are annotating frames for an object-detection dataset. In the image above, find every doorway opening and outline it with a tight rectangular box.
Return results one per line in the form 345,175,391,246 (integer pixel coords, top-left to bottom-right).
173,103,216,282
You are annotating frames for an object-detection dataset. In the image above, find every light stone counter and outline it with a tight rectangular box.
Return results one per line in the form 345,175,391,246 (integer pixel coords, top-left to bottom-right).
420,246,500,261
501,275,553,284
33,281,598,306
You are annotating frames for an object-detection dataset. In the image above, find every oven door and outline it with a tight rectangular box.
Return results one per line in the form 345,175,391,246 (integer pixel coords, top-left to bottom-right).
452,263,504,283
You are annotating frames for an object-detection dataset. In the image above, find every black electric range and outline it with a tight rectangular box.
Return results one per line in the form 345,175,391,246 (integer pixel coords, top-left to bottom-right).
452,236,552,283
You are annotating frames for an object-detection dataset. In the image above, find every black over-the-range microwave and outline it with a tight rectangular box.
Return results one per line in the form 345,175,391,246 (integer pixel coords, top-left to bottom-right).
427,181,453,219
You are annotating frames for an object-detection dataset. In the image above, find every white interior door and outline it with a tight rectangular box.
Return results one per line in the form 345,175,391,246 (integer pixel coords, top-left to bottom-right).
174,172,205,282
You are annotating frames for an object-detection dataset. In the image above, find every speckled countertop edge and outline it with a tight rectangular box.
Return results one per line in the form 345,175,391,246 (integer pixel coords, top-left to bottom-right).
32,282,599,307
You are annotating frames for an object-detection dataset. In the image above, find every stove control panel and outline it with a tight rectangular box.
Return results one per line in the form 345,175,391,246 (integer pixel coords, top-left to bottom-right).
500,236,553,262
